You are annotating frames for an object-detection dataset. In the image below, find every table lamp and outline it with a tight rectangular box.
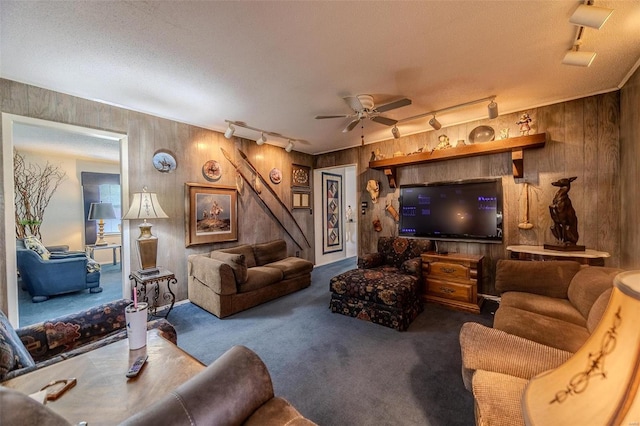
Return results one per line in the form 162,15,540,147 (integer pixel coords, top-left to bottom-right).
523,270,640,425
123,188,168,275
88,202,116,246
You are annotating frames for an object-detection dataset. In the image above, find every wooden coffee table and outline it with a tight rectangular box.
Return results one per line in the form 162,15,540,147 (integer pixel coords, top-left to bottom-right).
3,330,205,425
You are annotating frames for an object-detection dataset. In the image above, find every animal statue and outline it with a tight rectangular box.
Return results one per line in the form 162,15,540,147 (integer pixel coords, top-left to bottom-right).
548,176,579,245
366,180,380,203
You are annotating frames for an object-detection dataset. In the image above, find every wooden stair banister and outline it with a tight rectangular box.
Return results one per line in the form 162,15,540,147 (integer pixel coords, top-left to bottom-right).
369,133,546,187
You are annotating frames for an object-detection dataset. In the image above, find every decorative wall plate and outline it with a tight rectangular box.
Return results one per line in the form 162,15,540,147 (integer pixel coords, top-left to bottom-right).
202,160,222,181
469,126,495,143
269,168,282,184
292,164,310,187
152,150,177,173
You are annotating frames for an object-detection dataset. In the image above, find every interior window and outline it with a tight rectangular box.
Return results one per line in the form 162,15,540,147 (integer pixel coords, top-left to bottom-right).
81,172,121,245
98,183,122,234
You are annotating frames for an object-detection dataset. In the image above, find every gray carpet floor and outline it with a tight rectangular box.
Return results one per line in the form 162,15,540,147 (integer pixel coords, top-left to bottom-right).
18,257,495,425
169,258,496,426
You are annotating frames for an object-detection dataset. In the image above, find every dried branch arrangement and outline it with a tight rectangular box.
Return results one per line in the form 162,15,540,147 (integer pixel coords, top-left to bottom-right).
13,150,66,240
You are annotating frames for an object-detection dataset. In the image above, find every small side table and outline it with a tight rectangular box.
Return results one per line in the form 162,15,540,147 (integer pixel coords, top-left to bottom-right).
507,245,610,266
85,243,122,266
129,267,177,319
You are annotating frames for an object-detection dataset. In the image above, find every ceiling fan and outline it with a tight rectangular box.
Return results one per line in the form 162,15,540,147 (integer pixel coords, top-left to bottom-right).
315,94,411,133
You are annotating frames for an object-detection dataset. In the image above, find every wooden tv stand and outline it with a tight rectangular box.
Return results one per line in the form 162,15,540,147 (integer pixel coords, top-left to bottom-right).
421,252,484,314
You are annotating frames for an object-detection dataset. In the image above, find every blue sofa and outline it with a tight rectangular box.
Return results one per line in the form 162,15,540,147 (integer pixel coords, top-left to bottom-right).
16,239,101,302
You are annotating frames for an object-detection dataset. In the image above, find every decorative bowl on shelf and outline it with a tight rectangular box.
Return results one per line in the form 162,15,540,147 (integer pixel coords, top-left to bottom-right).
469,126,495,143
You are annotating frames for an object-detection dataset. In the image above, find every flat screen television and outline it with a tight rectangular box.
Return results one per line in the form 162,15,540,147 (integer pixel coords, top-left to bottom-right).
399,178,503,243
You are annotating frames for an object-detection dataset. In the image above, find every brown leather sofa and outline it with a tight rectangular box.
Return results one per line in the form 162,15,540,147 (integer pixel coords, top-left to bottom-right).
188,239,314,318
0,345,316,425
459,260,623,426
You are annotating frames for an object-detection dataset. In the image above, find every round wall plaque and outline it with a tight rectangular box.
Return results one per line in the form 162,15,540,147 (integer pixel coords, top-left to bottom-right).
152,150,177,173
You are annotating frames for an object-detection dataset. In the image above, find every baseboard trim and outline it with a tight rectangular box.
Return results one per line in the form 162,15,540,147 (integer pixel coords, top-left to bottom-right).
479,293,501,303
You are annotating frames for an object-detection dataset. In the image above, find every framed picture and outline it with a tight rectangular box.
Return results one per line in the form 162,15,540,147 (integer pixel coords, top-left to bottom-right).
292,190,311,209
322,172,343,254
185,183,237,247
292,164,311,188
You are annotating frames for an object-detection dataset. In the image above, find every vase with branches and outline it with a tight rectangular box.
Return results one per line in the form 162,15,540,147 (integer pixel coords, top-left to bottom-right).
14,150,67,241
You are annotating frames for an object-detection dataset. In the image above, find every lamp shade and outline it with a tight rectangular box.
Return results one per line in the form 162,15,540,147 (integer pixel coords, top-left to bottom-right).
523,271,640,425
88,202,116,220
123,192,169,220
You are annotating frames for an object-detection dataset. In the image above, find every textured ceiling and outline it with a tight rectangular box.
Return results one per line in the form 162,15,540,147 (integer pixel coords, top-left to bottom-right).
2,1,640,156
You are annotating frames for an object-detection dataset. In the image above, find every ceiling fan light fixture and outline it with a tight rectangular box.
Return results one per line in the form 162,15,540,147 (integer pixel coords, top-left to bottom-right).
429,116,442,131
256,133,266,145
487,99,499,119
570,3,613,29
563,49,597,67
224,123,235,139
391,125,400,139
285,140,294,153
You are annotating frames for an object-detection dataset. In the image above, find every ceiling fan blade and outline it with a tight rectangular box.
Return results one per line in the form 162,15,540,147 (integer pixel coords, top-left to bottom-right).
375,97,412,113
343,96,364,112
342,118,361,133
371,116,397,126
315,115,351,119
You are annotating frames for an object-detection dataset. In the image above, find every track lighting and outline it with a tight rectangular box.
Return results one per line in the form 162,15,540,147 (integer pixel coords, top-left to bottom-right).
224,123,235,139
487,99,499,119
391,125,400,139
569,1,613,30
223,120,304,149
428,116,442,131
398,95,497,130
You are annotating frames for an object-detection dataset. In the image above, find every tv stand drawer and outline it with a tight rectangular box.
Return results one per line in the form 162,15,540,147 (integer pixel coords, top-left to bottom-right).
421,252,484,314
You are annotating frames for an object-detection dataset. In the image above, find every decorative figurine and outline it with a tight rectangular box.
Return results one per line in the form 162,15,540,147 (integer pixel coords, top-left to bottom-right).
516,113,532,136
500,128,510,140
435,134,451,150
544,176,585,251
366,180,380,203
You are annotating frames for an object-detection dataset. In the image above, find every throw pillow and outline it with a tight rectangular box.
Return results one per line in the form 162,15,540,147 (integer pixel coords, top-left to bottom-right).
210,251,248,284
87,258,101,273
0,310,35,381
23,236,51,260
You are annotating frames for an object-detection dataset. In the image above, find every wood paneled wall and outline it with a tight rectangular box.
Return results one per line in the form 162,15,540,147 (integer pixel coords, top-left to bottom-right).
317,92,621,295
0,79,314,312
620,66,640,270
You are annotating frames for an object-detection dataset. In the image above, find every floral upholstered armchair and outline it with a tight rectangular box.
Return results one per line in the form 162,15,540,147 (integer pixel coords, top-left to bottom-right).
358,236,433,279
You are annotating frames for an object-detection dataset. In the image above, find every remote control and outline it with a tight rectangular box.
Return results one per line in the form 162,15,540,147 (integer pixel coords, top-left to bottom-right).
126,355,148,378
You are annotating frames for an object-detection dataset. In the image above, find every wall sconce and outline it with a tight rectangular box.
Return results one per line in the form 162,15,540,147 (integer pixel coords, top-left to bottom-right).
224,123,235,139
429,116,442,130
256,133,267,145
285,140,294,153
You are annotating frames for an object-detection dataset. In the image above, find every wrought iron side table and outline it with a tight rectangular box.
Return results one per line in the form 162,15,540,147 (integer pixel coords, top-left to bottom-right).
129,267,177,319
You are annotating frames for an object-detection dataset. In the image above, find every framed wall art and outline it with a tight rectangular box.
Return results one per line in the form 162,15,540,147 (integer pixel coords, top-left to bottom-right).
292,189,311,209
292,164,311,188
322,172,343,254
185,183,237,247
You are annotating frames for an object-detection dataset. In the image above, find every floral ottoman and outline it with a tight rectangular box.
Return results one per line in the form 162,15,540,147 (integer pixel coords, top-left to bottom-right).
329,268,423,331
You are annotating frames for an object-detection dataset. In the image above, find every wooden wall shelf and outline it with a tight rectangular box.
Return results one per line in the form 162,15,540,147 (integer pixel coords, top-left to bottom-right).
369,133,546,187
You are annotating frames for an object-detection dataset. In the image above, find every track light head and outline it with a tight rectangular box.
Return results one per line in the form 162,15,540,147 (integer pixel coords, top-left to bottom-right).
570,3,613,30
391,125,400,139
563,48,597,67
487,99,499,119
224,123,235,139
256,133,266,145
285,140,294,153
429,116,442,131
